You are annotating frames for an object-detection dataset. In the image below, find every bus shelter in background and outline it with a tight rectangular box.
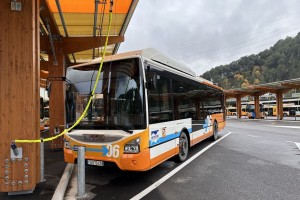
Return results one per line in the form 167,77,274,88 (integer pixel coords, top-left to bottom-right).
224,78,300,120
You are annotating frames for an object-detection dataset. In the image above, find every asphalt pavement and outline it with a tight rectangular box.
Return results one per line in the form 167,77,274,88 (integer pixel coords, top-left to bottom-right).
144,119,300,200
65,118,300,200
1,119,300,200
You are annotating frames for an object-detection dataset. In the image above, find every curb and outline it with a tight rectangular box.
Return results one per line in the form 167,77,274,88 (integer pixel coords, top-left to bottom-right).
51,163,74,200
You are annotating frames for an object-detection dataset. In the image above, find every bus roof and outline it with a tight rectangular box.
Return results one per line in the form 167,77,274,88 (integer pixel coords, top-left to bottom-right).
138,48,196,77
71,48,195,75
70,48,218,89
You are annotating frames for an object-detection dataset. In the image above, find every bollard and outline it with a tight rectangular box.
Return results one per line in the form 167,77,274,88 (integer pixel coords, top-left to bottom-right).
77,146,86,198
40,139,46,182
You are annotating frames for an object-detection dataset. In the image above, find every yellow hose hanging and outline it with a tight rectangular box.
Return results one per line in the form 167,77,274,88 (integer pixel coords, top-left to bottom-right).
15,12,113,143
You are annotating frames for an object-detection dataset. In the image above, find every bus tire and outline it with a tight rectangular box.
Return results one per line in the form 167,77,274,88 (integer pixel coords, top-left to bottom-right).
211,122,218,141
177,131,189,162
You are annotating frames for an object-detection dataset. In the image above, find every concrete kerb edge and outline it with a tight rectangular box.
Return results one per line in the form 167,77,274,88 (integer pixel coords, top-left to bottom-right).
51,163,74,200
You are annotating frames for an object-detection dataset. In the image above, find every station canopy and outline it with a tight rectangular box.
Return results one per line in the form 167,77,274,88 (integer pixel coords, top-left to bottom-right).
40,0,138,65
225,78,300,98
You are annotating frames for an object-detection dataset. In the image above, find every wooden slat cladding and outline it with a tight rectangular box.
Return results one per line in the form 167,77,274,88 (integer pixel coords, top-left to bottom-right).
48,46,66,149
0,0,40,192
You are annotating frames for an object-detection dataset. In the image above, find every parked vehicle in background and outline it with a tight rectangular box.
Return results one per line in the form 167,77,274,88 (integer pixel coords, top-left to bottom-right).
246,103,265,119
226,107,237,116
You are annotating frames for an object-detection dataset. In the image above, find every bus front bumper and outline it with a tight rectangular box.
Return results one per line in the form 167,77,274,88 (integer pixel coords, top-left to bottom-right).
64,148,151,171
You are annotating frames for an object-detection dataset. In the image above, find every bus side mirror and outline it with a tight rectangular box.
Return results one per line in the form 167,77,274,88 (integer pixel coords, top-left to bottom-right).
46,76,68,97
146,71,157,90
46,82,51,98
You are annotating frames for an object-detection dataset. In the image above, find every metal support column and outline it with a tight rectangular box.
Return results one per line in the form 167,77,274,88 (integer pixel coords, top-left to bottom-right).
40,140,46,182
77,147,86,198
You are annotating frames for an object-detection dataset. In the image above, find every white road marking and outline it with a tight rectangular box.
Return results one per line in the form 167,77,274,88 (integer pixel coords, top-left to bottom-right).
247,135,260,138
286,141,297,143
130,132,232,200
263,120,300,123
286,141,300,150
265,125,300,129
295,142,300,150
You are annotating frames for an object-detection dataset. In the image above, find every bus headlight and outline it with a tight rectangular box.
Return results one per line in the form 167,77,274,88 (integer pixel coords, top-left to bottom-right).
124,137,140,154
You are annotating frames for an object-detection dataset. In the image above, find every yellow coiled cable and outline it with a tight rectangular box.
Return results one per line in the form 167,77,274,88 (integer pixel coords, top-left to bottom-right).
15,11,113,143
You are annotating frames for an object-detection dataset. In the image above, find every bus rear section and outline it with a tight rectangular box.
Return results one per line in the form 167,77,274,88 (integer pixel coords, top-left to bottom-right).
146,60,226,166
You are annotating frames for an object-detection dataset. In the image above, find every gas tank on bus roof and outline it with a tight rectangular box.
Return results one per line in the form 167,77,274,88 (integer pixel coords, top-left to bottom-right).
69,48,196,78
140,48,196,77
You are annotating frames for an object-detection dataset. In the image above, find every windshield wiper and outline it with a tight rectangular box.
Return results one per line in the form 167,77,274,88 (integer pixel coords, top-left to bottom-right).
114,125,133,134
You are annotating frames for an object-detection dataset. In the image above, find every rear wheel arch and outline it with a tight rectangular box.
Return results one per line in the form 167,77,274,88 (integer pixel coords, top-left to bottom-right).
211,120,218,141
177,129,190,162
181,128,190,147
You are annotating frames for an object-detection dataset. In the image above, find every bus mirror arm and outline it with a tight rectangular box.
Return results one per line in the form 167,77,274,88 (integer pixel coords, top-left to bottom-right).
46,81,51,98
46,77,72,97
145,70,157,90
146,79,156,90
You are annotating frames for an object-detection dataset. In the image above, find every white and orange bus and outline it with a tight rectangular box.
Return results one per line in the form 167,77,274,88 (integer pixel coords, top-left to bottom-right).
63,48,226,171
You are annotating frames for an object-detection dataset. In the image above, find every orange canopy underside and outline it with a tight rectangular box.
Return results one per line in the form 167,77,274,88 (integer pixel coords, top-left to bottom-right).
44,0,136,63
48,0,131,14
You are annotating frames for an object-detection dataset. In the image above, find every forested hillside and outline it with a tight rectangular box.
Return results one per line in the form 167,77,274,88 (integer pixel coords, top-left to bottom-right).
201,32,300,89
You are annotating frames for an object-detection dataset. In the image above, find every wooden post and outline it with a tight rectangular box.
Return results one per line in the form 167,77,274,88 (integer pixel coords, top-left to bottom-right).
0,0,40,193
48,41,66,149
276,91,283,120
236,95,242,118
254,95,260,119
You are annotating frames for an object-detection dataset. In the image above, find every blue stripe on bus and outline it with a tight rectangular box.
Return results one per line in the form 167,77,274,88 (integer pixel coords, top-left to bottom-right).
85,146,109,156
149,127,193,147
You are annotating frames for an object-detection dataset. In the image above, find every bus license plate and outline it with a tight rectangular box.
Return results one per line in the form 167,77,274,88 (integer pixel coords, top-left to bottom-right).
87,160,104,166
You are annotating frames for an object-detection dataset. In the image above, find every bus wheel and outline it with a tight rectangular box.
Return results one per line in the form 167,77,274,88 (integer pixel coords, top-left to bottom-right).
211,122,218,141
178,131,189,162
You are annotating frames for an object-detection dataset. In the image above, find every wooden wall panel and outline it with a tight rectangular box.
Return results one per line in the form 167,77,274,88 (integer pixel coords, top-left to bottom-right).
0,0,40,192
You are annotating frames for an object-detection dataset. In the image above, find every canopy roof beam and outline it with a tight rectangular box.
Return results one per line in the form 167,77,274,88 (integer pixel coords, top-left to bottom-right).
281,82,300,89
54,0,76,63
250,85,278,93
41,36,124,54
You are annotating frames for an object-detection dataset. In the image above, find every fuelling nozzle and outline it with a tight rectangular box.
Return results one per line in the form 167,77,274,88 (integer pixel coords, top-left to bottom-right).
11,142,19,156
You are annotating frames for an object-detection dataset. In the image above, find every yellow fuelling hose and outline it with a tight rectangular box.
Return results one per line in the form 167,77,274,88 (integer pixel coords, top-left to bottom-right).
15,12,113,143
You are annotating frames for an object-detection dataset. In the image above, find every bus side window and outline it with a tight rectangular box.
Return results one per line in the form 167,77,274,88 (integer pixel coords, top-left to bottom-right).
172,79,197,120
148,72,173,124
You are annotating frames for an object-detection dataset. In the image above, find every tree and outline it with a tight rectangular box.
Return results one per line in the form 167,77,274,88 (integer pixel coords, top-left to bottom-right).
200,32,300,89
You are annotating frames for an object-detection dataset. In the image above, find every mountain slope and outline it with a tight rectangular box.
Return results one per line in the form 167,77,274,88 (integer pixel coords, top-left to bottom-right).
201,32,300,89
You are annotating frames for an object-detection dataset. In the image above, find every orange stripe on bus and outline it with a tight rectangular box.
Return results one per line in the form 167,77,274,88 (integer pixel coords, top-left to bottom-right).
201,81,223,90
191,131,212,146
150,148,176,169
119,149,151,171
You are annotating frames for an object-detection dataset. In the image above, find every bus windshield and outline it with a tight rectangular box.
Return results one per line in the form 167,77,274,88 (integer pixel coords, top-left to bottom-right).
65,58,146,131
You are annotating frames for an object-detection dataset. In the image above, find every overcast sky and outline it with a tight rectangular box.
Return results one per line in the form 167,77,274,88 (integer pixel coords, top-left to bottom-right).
118,0,300,76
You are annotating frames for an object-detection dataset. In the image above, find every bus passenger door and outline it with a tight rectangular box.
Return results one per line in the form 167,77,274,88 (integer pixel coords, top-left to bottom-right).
147,68,176,164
